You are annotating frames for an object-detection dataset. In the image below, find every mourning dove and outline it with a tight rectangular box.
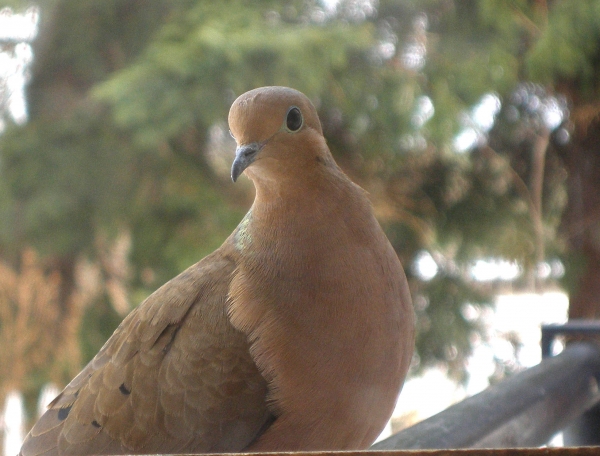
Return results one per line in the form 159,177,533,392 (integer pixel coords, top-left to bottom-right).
20,86,415,455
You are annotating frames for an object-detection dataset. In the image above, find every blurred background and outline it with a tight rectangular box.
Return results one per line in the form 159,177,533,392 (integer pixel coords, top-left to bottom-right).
1,0,599,453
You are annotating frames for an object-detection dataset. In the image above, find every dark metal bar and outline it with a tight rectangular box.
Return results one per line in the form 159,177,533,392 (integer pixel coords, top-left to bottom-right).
371,343,600,450
540,320,600,445
541,320,600,358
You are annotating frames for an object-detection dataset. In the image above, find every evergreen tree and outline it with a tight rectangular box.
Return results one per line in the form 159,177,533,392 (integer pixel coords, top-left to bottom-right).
3,0,600,409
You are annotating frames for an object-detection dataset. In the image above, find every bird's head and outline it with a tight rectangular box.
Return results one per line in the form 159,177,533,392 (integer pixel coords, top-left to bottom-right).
228,86,332,184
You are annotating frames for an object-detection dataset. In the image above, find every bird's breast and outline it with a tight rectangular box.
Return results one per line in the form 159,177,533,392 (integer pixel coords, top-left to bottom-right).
231,214,405,396
227,186,413,450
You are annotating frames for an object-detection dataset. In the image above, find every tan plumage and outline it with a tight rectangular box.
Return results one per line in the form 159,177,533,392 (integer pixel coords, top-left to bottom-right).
20,86,414,455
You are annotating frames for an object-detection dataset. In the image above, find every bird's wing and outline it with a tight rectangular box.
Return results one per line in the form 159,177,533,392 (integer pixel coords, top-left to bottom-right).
20,245,271,456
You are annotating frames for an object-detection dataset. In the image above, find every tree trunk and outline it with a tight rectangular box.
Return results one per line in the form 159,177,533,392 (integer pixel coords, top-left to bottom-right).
561,113,600,319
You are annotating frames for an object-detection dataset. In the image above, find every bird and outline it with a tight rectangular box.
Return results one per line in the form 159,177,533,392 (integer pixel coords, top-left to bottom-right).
20,86,415,455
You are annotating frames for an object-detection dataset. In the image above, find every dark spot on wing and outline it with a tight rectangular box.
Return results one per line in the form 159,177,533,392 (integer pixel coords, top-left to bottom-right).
91,420,102,428
119,383,131,395
58,405,72,421
158,324,181,354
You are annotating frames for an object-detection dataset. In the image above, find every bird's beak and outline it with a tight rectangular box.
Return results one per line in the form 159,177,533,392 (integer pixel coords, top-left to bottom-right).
231,142,263,182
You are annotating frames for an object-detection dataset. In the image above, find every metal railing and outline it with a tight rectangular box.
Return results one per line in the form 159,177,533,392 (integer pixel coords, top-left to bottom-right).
372,342,600,450
542,320,600,358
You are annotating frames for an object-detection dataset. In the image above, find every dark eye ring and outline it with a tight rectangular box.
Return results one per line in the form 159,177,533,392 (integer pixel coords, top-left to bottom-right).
286,106,303,132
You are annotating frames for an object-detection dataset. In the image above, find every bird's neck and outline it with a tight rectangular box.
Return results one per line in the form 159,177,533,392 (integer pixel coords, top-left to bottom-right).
252,156,350,202
232,167,370,260
250,167,348,224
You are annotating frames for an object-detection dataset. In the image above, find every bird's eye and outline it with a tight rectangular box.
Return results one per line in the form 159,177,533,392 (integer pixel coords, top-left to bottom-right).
286,107,303,132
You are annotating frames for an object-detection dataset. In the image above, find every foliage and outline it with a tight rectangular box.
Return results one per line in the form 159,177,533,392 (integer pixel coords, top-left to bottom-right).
0,249,83,413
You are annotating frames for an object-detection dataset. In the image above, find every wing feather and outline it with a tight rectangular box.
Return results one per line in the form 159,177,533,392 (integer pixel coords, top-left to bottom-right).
20,246,271,455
